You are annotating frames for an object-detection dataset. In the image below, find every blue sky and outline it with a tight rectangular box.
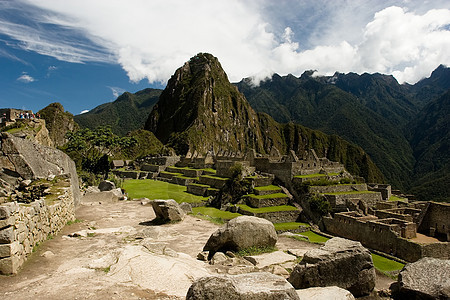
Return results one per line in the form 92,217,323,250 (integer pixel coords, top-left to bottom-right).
1,0,449,115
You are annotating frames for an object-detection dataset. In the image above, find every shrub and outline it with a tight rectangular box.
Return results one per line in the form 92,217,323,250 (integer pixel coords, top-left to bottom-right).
309,195,331,215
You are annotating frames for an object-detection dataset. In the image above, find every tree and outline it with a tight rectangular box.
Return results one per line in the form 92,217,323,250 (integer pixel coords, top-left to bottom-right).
63,126,136,177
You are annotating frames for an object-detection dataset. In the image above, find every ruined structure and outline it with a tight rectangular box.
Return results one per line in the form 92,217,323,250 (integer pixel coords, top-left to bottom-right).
0,108,33,126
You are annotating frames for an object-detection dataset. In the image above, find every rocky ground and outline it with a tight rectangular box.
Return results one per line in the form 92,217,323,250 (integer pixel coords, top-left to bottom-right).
0,192,394,299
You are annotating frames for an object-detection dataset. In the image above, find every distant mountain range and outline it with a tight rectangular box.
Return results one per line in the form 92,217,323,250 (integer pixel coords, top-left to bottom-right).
74,88,161,136
72,57,450,202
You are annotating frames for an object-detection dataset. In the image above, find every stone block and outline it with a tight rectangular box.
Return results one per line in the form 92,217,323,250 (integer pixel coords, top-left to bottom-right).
0,216,15,229
0,226,14,244
0,255,20,274
0,205,11,219
0,241,20,258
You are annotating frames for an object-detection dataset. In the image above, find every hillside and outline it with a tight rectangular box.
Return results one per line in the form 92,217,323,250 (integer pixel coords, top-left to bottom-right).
236,73,414,189
74,88,161,136
145,53,384,183
407,90,450,201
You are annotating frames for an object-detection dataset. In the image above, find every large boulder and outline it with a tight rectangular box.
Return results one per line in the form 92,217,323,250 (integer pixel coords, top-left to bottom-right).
203,216,277,254
288,237,376,297
98,180,116,191
150,199,185,222
186,272,299,300
0,132,81,206
392,257,450,299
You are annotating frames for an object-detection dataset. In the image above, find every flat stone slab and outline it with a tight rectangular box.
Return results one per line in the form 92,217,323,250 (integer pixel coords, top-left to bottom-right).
244,250,296,268
296,286,355,300
287,248,309,257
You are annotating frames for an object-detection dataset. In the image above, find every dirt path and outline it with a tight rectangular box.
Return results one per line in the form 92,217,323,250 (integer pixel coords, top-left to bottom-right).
0,193,394,299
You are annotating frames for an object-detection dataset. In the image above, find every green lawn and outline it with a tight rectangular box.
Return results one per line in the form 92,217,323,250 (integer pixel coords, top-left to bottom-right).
324,190,376,195
371,253,405,273
237,204,298,213
301,231,330,243
254,185,282,192
201,175,229,181
245,193,287,199
389,195,408,202
274,222,310,231
192,206,241,222
123,179,208,203
294,173,326,178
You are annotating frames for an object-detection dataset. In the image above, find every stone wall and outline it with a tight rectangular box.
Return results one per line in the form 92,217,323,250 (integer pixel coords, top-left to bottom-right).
323,212,450,262
0,185,75,274
419,202,450,241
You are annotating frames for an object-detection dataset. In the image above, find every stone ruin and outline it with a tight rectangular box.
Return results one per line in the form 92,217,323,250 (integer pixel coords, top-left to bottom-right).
0,132,80,274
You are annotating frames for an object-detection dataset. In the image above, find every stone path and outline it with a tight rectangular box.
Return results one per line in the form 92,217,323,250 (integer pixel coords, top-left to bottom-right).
0,192,395,299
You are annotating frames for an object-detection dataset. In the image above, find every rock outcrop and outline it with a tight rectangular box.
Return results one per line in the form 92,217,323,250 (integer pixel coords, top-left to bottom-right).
150,199,186,223
288,237,376,297
186,272,299,300
98,180,116,191
203,216,277,255
0,132,81,206
392,257,450,299
38,102,78,147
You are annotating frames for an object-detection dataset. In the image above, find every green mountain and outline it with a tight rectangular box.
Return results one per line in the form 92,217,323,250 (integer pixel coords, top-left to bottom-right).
236,73,413,189
145,53,384,183
74,88,161,136
407,90,450,201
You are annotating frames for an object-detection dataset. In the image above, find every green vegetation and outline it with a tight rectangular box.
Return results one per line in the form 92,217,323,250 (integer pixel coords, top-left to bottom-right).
74,88,162,136
299,231,330,244
201,175,229,181
389,195,408,202
38,102,78,147
123,179,208,203
66,219,83,226
294,173,326,179
324,191,376,195
371,253,405,279
245,193,287,199
254,185,282,192
192,206,241,223
235,245,277,257
308,195,332,215
237,204,298,213
273,222,310,231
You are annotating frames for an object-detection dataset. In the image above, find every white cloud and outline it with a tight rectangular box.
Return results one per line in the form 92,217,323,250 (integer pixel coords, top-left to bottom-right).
80,109,89,114
2,1,449,84
108,86,125,99
17,73,35,83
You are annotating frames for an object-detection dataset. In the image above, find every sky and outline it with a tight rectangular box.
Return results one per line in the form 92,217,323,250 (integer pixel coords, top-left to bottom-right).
1,0,449,115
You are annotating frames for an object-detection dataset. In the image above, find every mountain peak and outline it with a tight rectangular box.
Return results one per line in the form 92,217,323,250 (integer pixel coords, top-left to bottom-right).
145,53,264,154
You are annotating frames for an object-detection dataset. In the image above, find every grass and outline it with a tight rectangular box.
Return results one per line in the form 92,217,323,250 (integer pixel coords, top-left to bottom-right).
324,190,376,195
237,204,298,213
274,222,310,231
201,175,229,181
246,193,287,199
294,173,326,178
201,168,216,174
123,179,208,203
371,253,404,274
192,206,241,222
235,245,277,257
288,230,330,244
389,195,408,202
66,219,83,225
254,185,282,192
188,183,210,188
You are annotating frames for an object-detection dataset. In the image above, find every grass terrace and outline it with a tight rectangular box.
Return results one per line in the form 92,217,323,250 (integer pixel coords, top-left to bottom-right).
371,253,405,279
254,185,282,192
192,206,242,223
274,222,310,231
123,179,208,203
245,193,287,200
389,195,408,202
237,204,298,213
201,174,229,181
324,190,376,195
294,173,326,179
